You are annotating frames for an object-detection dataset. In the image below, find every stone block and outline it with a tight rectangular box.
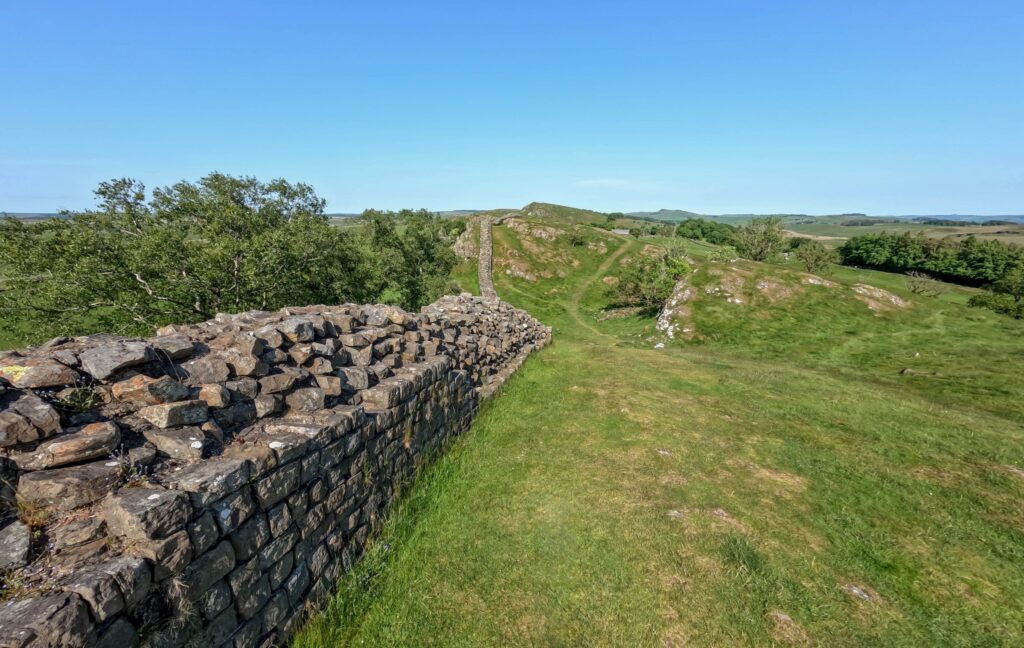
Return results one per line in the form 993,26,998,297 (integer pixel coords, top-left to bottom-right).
179,541,236,602
9,421,119,471
102,487,191,540
165,457,250,507
212,487,257,535
111,374,190,405
143,426,207,462
229,514,271,561
137,400,208,429
227,560,271,620
79,341,153,381
253,461,301,509
17,459,120,512
0,357,80,389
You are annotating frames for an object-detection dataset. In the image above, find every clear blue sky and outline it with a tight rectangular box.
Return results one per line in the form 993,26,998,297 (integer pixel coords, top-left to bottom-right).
1,1,1021,215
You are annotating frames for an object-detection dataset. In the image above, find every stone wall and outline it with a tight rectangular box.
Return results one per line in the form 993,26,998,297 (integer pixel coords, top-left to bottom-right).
477,218,497,300
0,295,550,647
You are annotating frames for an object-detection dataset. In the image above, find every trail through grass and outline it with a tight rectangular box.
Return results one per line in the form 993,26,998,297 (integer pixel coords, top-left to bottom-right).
297,222,1024,647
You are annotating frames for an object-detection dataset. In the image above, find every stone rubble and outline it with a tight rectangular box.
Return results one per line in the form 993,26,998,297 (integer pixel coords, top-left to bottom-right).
0,294,550,647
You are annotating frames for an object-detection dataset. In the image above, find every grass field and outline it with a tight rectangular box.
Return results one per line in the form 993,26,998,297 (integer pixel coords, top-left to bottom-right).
296,219,1024,646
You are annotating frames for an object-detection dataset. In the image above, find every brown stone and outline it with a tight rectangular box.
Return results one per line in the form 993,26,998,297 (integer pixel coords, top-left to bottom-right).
198,383,230,408
0,358,80,389
111,374,189,405
137,400,208,428
143,426,207,461
9,421,120,470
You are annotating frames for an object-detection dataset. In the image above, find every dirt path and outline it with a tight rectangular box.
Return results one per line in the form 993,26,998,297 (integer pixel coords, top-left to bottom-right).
564,239,637,341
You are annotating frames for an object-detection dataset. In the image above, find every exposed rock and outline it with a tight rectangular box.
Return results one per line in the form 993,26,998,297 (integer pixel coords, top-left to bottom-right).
198,384,230,408
79,341,153,381
285,387,325,413
9,421,120,470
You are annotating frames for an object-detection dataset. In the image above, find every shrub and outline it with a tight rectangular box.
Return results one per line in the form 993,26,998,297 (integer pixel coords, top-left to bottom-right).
734,217,785,262
905,271,944,297
794,240,838,273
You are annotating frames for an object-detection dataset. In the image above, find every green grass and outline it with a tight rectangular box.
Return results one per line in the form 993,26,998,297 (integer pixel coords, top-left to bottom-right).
297,219,1024,646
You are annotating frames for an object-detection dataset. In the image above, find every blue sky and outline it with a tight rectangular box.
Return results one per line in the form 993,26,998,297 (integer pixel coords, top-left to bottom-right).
1,1,1021,215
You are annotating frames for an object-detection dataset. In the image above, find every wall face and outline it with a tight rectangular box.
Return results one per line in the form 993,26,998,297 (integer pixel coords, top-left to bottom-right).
0,295,550,648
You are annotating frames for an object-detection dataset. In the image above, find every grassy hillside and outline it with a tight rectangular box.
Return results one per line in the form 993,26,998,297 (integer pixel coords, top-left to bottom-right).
297,215,1024,646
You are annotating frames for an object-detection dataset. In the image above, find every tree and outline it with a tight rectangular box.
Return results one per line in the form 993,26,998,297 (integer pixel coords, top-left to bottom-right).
611,251,690,311
992,265,1024,302
0,174,458,339
734,217,785,262
794,240,838,273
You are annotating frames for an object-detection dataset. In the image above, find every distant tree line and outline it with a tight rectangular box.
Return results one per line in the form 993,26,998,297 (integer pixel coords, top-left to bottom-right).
839,232,1024,318
0,173,461,338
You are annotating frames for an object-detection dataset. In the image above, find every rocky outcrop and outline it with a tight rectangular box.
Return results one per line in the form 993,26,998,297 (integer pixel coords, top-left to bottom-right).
0,295,550,647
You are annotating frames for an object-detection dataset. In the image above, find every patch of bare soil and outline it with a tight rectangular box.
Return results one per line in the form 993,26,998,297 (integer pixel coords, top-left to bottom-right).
598,307,642,321
506,218,560,242
852,284,910,312
755,278,801,302
766,611,810,645
588,240,608,254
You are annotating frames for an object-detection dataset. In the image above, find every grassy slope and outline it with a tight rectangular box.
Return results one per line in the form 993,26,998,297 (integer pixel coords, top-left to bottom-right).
297,222,1024,647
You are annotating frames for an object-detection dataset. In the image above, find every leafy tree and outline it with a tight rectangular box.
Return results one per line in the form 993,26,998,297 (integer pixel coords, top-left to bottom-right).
992,265,1024,302
675,218,736,245
793,240,838,273
611,250,690,311
734,217,785,262
0,174,458,338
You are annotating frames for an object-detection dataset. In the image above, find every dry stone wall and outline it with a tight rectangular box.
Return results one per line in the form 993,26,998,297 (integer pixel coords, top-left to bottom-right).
0,295,549,647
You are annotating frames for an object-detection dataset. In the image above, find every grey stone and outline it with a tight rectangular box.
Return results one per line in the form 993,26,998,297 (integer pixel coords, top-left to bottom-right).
262,589,289,634
266,502,292,537
62,566,125,621
268,550,293,590
164,457,250,507
149,334,194,360
143,426,207,461
283,562,310,607
0,520,30,570
285,387,325,413
187,511,220,555
99,555,152,609
211,400,257,429
7,392,62,439
227,560,271,620
197,579,232,620
78,341,153,381
278,317,315,343
101,487,191,540
212,487,257,534
0,592,96,648
127,529,192,580
253,462,301,509
96,618,138,648
180,355,231,385
229,514,270,561
17,459,121,511
179,541,235,602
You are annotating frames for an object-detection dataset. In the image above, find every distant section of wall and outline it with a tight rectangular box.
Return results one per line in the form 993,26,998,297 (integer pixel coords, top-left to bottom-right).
477,218,497,300
0,295,550,647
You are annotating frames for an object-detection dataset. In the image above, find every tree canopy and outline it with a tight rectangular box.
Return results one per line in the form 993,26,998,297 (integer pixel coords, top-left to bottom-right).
0,173,460,338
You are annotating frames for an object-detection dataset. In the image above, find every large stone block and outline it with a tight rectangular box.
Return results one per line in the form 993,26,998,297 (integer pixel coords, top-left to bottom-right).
79,341,153,381
17,459,121,512
102,487,191,541
9,421,120,471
